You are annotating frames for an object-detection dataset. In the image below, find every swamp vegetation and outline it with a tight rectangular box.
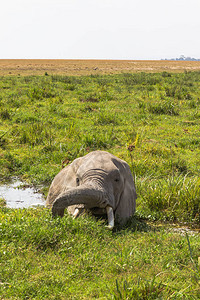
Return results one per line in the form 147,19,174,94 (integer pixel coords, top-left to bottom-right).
0,71,200,299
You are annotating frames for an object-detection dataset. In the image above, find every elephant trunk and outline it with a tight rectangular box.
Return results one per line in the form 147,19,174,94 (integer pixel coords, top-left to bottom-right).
52,184,114,229
52,184,108,215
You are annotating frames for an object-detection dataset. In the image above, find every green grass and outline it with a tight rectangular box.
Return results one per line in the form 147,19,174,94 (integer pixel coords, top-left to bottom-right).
1,71,199,223
0,207,200,299
0,72,200,298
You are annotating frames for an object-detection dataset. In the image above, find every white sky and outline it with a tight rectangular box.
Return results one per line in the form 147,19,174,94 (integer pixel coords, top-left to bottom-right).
1,0,200,60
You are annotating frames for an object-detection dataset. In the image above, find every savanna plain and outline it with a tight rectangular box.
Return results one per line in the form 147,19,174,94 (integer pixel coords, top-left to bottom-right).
0,60,200,299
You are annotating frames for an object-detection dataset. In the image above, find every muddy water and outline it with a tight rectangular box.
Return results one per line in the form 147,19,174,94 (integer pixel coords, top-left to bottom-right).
0,179,45,208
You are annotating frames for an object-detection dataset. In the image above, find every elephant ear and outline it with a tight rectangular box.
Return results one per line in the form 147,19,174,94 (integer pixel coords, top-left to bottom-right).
46,156,83,208
114,159,137,224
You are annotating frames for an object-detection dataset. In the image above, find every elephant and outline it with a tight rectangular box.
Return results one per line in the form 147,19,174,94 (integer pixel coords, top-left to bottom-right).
46,150,137,229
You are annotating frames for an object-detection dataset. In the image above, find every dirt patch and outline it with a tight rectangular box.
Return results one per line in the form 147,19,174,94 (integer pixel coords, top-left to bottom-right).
1,59,200,76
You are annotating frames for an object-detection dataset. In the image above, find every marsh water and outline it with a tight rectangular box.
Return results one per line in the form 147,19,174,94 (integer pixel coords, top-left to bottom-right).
0,178,45,208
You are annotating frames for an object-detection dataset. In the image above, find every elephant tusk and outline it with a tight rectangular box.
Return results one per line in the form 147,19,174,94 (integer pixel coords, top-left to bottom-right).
106,206,114,230
72,208,80,219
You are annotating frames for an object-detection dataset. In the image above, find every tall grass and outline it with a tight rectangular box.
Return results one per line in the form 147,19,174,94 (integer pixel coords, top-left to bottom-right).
137,174,200,223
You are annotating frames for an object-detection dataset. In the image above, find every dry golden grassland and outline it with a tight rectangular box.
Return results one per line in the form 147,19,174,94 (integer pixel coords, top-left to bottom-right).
1,59,200,76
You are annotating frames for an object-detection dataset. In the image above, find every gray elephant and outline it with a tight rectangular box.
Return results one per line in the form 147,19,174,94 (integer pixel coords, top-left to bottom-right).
46,151,136,229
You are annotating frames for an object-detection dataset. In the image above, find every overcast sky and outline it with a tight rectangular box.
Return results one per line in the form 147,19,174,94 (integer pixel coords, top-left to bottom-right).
1,0,200,60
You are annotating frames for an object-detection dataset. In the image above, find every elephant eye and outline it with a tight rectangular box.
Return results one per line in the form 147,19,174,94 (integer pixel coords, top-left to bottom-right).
114,178,119,182
76,178,80,186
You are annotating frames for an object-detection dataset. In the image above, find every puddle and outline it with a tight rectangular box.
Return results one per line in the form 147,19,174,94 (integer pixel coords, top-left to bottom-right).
167,225,200,236
0,179,45,208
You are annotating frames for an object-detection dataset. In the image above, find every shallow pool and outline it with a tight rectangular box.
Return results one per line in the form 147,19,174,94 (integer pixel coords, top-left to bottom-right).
0,179,45,208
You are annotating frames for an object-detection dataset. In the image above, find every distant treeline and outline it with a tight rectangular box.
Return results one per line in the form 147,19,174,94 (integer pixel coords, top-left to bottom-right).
162,55,200,61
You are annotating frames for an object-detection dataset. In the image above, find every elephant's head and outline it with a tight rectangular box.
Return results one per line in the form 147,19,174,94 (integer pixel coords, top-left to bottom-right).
46,151,136,229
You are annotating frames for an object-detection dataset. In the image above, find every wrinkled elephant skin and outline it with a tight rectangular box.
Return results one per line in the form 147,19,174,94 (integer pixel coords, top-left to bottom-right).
46,151,137,228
